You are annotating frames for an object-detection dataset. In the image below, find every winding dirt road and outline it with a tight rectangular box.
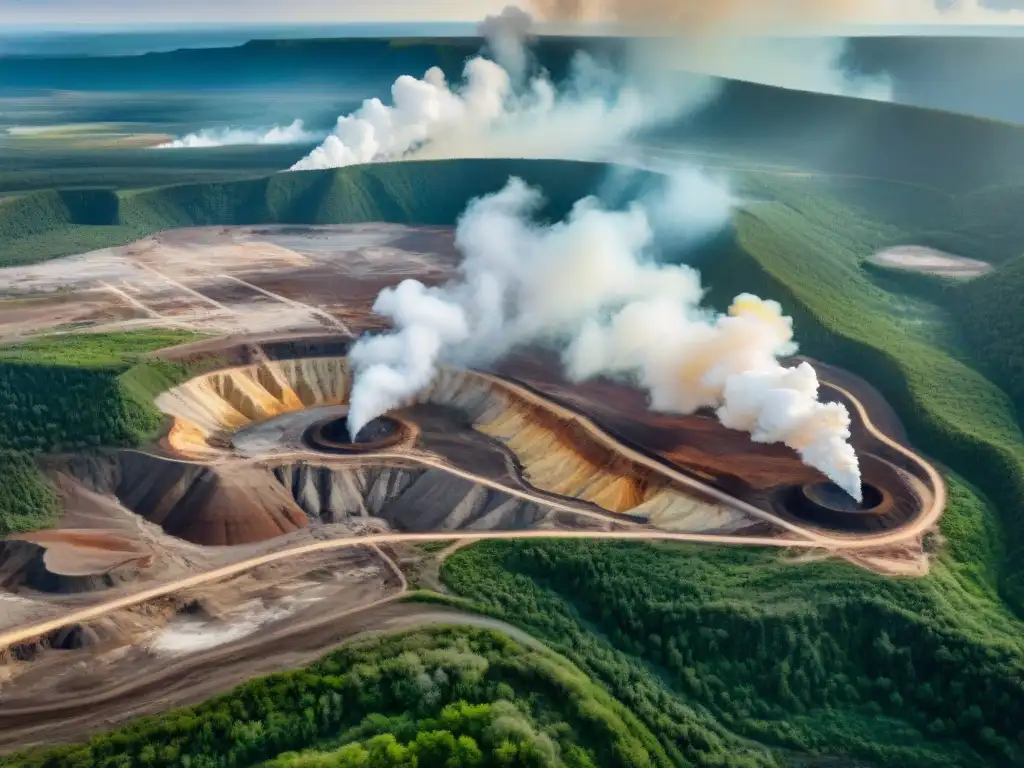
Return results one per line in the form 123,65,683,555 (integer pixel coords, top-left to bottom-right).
0,365,945,652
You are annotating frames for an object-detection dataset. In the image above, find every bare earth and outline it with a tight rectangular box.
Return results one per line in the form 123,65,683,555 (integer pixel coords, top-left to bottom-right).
0,224,947,754
0,224,459,343
869,245,992,278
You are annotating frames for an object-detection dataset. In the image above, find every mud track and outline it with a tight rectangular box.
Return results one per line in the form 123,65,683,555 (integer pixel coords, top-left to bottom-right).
0,602,541,751
0,350,945,653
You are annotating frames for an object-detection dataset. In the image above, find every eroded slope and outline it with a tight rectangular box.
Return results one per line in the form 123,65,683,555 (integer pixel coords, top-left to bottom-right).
156,357,740,531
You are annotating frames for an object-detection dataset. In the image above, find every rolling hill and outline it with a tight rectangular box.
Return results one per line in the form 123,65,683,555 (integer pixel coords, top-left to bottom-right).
657,77,1024,197
0,159,648,267
2,146,1024,764
0,36,612,93
951,256,1024,409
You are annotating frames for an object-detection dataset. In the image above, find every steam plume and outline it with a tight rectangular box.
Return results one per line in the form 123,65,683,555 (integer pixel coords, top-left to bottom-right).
289,59,513,171
643,35,892,101
290,34,719,171
346,174,861,500
478,5,536,86
157,119,322,149
530,0,875,33
567,294,861,499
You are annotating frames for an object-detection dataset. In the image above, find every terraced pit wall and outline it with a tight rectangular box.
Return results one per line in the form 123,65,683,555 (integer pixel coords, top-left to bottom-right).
157,357,740,531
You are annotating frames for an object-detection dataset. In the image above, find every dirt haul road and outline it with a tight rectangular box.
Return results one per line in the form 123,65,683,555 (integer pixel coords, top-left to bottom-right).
0,372,944,652
0,604,550,751
483,371,946,547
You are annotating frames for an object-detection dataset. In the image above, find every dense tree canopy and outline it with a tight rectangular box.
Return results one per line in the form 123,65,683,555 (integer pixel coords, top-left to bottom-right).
440,540,1024,768
0,331,200,533
6,628,674,768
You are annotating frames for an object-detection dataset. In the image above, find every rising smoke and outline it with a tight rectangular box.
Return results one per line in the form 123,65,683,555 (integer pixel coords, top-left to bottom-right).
478,5,536,86
290,6,719,171
534,0,892,102
645,36,892,102
346,173,862,500
157,119,322,149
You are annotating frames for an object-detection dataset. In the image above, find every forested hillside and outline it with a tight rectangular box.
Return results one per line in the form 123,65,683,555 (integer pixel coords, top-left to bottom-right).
0,159,638,267
11,535,1024,767
658,78,1024,197
0,36,611,93
0,332,200,534
440,540,1024,767
682,171,1024,617
950,256,1024,411
7,627,717,768
3,155,1024,765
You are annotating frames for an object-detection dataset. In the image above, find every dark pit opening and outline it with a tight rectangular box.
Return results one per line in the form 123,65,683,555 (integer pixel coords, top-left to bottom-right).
304,414,404,454
803,481,884,513
321,416,399,445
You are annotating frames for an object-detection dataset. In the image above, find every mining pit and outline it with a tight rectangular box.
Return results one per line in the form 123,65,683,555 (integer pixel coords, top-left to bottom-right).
0,225,946,754
305,414,406,454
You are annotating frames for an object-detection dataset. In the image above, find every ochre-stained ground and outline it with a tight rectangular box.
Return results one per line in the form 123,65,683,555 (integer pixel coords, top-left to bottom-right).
0,225,940,753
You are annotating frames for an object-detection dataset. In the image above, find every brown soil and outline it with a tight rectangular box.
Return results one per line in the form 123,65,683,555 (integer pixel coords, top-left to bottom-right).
10,530,151,577
0,537,147,596
115,453,308,546
0,224,462,343
0,604,537,754
493,347,929,529
496,350,824,492
0,546,404,753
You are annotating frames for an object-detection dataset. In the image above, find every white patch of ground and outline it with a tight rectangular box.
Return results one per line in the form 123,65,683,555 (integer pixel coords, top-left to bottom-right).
146,598,305,656
870,246,992,278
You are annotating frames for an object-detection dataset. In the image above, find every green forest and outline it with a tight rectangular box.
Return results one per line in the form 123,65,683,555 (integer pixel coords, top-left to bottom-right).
5,109,1024,767
439,540,1023,767
6,627,691,768
0,159,628,267
12,531,1024,767
693,172,1024,617
0,331,200,534
951,252,1024,410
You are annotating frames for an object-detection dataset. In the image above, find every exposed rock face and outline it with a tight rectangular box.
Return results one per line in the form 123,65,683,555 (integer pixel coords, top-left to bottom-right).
0,538,144,595
157,357,741,530
114,453,308,546
2,623,104,663
274,463,547,531
58,453,309,547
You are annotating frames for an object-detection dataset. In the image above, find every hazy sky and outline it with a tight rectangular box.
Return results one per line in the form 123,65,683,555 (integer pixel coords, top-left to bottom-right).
3,0,1024,28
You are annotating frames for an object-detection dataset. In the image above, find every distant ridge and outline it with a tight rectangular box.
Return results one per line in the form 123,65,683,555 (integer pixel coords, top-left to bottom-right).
0,159,651,267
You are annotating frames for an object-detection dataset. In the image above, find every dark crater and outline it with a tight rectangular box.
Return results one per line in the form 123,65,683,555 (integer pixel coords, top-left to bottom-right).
305,414,404,454
804,481,886,513
770,453,921,533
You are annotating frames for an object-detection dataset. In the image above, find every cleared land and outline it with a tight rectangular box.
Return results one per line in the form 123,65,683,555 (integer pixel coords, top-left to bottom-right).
869,245,992,278
0,599,550,751
0,223,945,750
1,87,1023,765
0,224,457,342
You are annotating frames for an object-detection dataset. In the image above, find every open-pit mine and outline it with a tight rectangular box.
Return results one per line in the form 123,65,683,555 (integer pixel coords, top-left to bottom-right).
0,225,945,753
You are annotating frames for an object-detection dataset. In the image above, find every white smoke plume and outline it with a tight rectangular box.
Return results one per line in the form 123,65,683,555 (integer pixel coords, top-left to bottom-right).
157,119,322,149
346,173,861,500
478,5,537,86
289,58,514,171
567,295,861,499
646,35,892,102
289,35,720,172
